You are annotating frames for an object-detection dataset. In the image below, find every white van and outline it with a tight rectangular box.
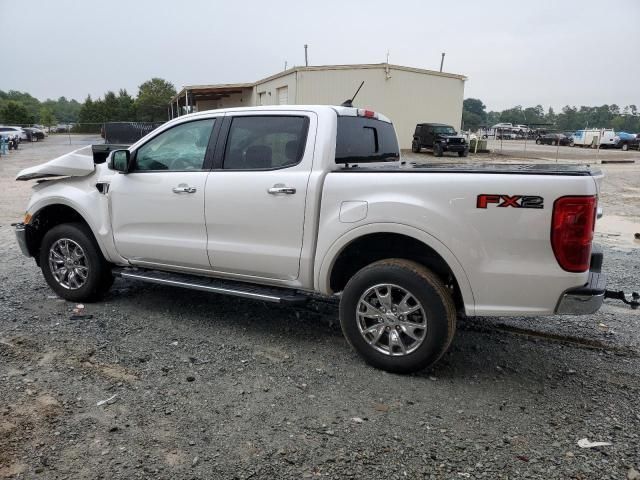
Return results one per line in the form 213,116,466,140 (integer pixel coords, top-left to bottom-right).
571,129,616,148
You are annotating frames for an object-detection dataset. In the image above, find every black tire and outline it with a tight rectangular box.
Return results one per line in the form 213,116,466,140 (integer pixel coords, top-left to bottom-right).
458,150,468,157
433,144,443,157
553,140,558,146
535,139,541,145
339,259,456,374
621,143,629,151
411,142,420,153
39,223,113,302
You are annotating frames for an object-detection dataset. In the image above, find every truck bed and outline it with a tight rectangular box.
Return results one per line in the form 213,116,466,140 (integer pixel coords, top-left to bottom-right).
341,162,598,176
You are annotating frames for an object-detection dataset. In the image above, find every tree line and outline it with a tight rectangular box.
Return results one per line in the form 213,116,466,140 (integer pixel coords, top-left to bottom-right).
463,98,640,133
0,78,176,131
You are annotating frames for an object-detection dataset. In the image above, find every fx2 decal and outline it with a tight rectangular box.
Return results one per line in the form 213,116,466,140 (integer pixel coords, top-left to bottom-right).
477,194,544,209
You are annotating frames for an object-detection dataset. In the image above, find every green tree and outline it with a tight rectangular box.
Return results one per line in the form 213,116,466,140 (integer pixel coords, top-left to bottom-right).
135,78,175,121
116,89,136,121
39,107,57,128
1,101,33,124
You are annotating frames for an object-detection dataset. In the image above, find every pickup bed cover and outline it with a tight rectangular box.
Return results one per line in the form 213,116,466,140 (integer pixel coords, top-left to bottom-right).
342,163,598,176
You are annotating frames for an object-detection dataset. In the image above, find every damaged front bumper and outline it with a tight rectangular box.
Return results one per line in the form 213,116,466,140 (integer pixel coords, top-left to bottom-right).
14,222,31,257
555,245,605,315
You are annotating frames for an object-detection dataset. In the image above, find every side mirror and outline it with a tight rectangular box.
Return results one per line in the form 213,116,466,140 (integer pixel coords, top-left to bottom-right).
108,149,131,173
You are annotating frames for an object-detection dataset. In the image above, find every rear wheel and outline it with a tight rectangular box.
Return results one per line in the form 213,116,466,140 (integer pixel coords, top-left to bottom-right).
535,139,541,145
39,223,113,302
621,143,629,151
411,142,420,153
458,150,468,157
339,259,456,373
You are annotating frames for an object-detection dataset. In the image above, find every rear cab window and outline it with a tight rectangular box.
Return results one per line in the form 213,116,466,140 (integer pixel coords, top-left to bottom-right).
335,116,399,164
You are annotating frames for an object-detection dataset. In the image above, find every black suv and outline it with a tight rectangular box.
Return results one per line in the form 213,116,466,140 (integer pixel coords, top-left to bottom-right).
412,123,469,157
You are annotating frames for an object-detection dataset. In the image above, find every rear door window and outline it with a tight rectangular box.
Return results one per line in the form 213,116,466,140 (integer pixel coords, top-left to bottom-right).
335,117,399,163
222,116,309,170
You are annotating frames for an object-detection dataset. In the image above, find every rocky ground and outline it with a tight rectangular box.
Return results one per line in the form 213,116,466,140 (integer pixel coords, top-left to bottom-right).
1,137,639,479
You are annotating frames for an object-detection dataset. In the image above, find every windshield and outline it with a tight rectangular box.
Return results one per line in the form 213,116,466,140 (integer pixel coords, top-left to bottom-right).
432,126,456,135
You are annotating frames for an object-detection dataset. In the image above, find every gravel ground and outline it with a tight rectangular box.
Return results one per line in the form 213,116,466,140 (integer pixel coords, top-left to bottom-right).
1,137,639,479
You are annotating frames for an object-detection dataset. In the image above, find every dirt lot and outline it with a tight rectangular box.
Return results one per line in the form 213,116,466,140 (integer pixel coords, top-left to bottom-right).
1,137,639,479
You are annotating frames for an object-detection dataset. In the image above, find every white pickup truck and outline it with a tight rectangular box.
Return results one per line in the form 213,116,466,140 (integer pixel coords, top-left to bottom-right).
14,105,608,373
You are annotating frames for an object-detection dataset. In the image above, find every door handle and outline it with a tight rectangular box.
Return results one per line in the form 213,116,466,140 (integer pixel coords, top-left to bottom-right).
268,185,296,195
172,185,197,194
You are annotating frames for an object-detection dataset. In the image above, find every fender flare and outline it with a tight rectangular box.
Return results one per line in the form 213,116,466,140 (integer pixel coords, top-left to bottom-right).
315,222,476,315
27,196,119,263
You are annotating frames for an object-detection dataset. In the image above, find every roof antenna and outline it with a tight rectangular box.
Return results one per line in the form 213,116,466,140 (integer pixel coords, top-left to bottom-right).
341,81,365,107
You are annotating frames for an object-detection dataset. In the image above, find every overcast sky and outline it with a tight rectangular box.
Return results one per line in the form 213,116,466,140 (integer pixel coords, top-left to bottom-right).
1,0,638,111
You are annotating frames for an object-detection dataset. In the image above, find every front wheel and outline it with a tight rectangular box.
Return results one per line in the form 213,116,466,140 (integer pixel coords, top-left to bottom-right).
621,143,629,151
39,223,113,302
458,150,468,157
411,142,420,153
433,144,443,157
535,139,541,145
339,259,456,373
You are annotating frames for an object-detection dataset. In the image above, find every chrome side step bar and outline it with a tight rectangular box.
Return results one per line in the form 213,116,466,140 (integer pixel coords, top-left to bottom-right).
112,268,309,305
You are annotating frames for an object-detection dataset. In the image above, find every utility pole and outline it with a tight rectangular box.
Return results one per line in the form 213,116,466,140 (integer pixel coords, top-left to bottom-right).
284,60,288,71
440,52,445,72
304,44,308,67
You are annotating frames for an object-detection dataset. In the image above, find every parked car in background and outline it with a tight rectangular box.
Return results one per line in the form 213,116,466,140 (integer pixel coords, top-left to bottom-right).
412,123,469,157
536,133,572,146
614,132,638,151
496,130,517,140
32,124,49,136
0,126,28,141
571,129,617,148
23,127,46,142
52,124,71,133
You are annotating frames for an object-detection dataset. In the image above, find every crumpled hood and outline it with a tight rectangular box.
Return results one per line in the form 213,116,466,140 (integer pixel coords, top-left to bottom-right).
16,145,95,181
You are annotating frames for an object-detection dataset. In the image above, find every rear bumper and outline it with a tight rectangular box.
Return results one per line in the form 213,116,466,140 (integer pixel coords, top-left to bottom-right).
14,223,31,257
555,245,605,315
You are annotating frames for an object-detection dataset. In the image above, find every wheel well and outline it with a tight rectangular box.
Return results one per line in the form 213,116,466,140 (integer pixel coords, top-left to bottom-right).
26,204,90,263
329,233,463,309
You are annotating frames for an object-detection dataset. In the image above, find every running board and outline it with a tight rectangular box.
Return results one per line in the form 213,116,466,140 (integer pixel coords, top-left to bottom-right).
112,268,309,305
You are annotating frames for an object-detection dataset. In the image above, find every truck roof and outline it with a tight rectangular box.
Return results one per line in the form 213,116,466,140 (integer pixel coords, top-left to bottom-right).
174,105,392,124
416,123,452,127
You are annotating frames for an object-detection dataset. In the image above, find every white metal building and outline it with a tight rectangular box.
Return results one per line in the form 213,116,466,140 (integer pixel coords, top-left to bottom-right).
170,64,466,149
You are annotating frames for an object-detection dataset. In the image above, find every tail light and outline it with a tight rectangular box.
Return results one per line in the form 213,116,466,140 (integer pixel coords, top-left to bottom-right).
551,195,597,272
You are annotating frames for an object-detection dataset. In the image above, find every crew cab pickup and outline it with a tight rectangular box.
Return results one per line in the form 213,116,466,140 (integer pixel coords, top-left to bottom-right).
14,106,606,373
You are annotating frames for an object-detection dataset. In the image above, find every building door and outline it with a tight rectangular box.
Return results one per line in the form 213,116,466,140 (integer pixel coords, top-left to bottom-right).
258,92,266,106
277,86,288,105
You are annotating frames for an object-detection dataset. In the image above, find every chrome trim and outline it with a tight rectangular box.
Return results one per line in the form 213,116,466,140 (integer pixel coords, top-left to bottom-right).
117,270,284,303
556,291,604,315
14,223,31,257
555,272,606,315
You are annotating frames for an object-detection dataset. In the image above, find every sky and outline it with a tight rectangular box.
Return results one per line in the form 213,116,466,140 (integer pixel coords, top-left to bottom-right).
1,0,638,112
